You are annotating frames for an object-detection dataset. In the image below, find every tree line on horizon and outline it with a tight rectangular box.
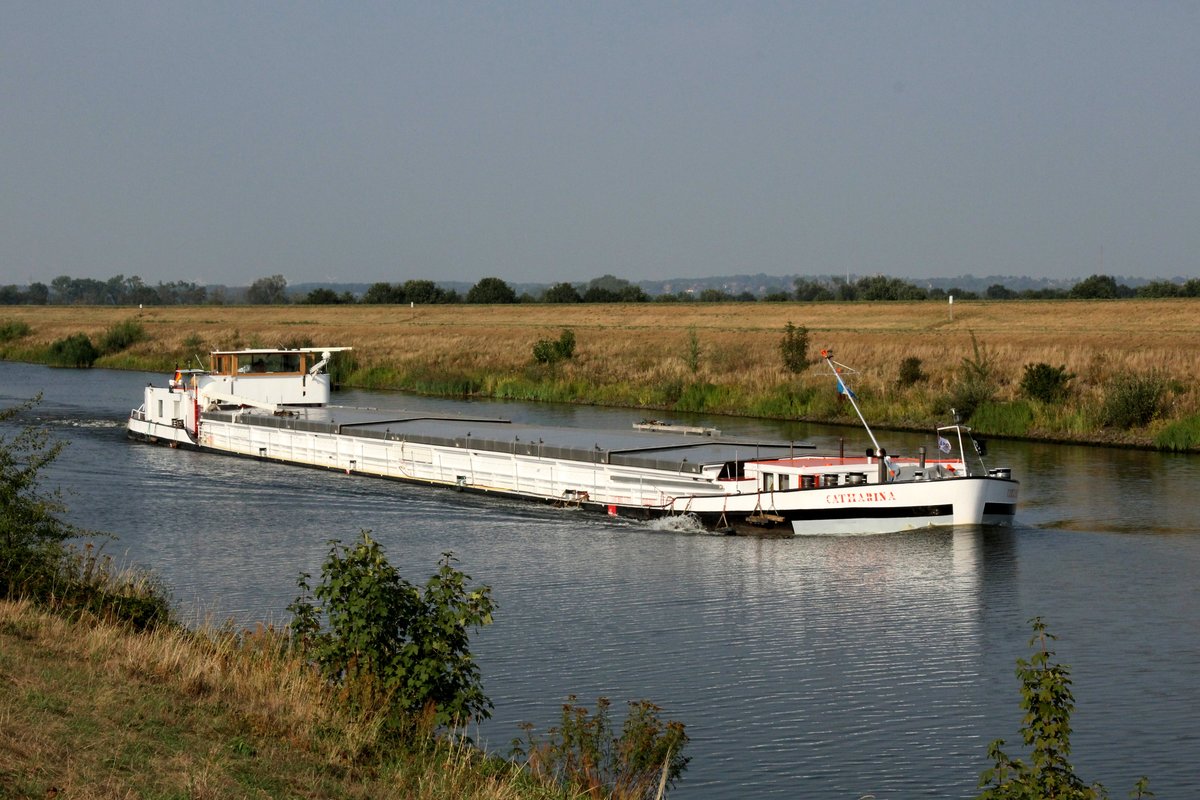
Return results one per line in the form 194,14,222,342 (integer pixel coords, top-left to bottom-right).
3,271,1198,306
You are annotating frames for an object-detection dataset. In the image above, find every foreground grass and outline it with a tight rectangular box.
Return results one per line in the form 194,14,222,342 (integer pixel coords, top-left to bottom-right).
3,299,1200,448
0,599,563,800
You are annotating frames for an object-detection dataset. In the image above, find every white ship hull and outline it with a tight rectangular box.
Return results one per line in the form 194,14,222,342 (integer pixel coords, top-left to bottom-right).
128,376,1018,536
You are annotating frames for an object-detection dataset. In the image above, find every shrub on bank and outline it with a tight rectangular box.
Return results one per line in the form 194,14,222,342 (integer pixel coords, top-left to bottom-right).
1020,362,1073,404
98,318,147,354
1097,371,1167,429
0,319,32,342
1,396,172,629
289,532,496,730
46,333,99,368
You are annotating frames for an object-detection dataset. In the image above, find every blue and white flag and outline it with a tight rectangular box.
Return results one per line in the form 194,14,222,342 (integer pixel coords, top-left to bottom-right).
836,377,856,399
937,435,952,454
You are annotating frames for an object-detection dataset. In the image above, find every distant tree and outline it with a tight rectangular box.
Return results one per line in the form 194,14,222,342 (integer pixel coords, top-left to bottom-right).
698,289,733,302
1135,280,1182,298
855,275,928,301
26,283,49,305
581,274,646,303
303,287,345,304
404,279,454,304
246,274,290,304
1068,274,1127,300
363,282,404,304
542,282,582,303
986,283,1018,300
466,277,517,304
793,279,835,301
762,291,792,302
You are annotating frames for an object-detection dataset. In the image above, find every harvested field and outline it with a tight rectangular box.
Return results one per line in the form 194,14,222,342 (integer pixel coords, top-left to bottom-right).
3,300,1199,447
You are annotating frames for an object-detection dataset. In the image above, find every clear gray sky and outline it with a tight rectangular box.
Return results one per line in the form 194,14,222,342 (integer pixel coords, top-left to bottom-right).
4,2,1198,287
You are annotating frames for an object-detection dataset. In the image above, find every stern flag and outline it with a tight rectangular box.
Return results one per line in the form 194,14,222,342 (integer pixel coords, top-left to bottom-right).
937,435,952,454
836,377,856,399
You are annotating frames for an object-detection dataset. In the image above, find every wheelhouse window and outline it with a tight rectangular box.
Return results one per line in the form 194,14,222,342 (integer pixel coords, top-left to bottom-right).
213,352,309,375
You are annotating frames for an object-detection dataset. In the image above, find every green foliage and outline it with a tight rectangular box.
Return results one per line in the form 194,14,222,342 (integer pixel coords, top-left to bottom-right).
977,617,1149,800
1097,371,1166,429
246,274,289,304
466,276,517,304
0,320,32,342
533,329,577,365
99,319,148,354
949,331,998,421
54,543,174,631
685,327,701,373
897,356,926,387
288,532,496,731
779,321,809,373
1,396,76,599
513,695,690,799
1020,363,1074,404
971,401,1033,437
326,349,357,387
47,333,99,368
303,287,353,304
1153,414,1200,452
1068,274,1131,300
542,282,583,303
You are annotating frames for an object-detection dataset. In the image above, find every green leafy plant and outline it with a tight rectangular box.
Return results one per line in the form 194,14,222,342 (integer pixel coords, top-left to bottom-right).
949,331,998,421
779,321,809,373
977,617,1151,800
47,333,99,368
1020,363,1074,404
98,319,147,354
533,328,577,365
288,532,496,731
1097,371,1166,429
0,320,32,342
1,395,76,599
897,356,926,387
513,695,690,799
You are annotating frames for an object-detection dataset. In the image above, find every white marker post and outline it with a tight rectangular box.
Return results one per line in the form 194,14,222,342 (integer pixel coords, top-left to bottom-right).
949,294,954,321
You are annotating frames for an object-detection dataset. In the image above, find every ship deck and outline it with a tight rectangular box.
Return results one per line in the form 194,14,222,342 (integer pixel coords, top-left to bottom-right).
200,404,811,474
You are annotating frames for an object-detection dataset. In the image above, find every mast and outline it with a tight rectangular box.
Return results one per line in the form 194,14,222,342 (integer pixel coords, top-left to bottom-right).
820,349,883,456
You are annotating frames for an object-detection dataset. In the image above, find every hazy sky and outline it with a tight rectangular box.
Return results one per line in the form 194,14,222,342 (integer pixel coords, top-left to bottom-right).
4,2,1198,287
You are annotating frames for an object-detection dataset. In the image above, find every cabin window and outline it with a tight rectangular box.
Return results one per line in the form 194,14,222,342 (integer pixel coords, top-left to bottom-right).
763,473,774,491
718,461,745,479
779,474,790,491
157,399,163,418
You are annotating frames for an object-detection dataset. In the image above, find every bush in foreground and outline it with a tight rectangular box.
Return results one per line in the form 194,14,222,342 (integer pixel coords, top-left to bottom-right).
289,532,496,731
977,617,1151,799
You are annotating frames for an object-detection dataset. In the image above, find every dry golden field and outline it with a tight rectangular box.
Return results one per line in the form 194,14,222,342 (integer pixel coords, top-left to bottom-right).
4,299,1200,444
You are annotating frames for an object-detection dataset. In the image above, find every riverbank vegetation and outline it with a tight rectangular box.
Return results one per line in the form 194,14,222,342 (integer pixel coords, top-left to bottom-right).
0,397,1154,797
1,398,689,799
3,299,1199,450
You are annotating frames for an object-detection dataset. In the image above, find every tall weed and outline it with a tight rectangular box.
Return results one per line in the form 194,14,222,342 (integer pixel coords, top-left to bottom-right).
1097,371,1166,429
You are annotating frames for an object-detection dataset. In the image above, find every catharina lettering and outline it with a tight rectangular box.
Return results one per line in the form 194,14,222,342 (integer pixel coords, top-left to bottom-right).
826,490,898,504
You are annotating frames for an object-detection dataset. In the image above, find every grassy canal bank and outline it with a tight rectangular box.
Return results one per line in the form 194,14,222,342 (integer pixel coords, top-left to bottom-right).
3,299,1200,450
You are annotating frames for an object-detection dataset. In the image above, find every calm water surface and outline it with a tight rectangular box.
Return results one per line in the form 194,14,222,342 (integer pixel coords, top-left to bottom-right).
3,361,1198,797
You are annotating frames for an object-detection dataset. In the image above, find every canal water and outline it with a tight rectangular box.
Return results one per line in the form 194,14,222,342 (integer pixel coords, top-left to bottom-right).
2,361,1197,798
